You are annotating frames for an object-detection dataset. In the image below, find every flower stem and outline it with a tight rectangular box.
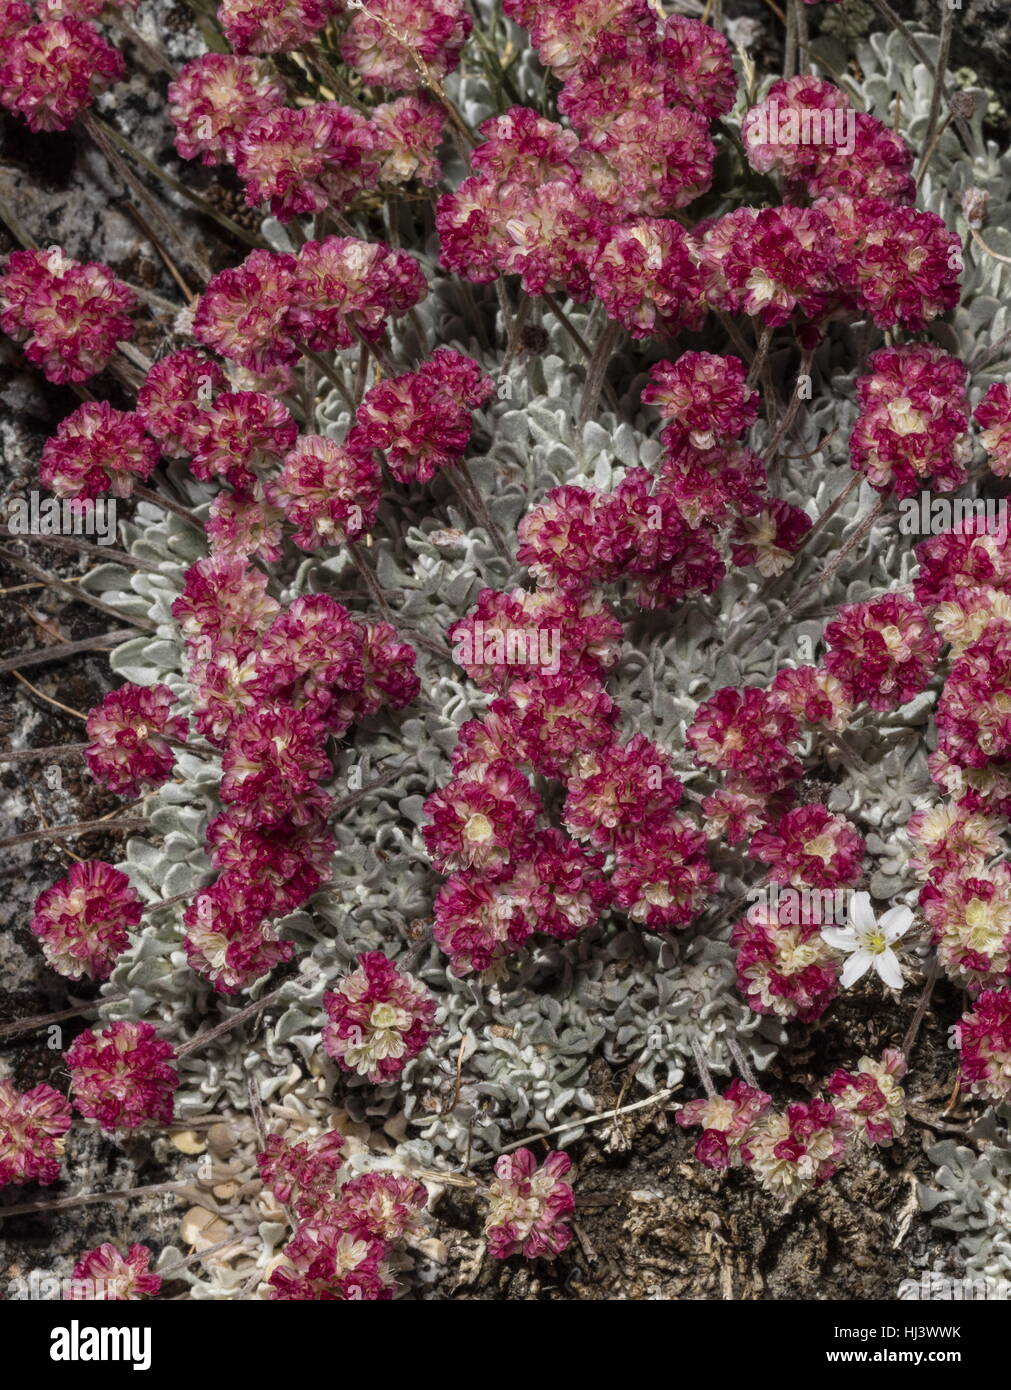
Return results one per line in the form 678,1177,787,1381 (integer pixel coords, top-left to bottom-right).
0,630,136,675
0,816,148,850
0,545,157,632
0,742,88,764
577,318,623,434
0,992,128,1039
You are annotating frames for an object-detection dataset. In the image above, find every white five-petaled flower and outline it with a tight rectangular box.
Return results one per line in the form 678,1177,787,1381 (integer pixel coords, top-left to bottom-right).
821,892,914,990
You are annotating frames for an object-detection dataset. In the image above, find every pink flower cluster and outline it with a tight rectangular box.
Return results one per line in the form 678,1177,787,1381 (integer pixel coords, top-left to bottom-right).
268,1167,428,1300
40,401,158,500
750,804,864,889
957,988,1011,1104
976,383,1011,478
218,0,342,55
645,351,812,574
732,901,841,1023
66,1244,162,1301
168,54,288,165
0,18,123,131
823,593,942,711
436,4,736,317
743,76,915,204
258,1129,346,1216
168,562,418,992
850,345,971,498
428,541,719,970
321,951,440,1083
235,103,378,221
85,682,188,797
193,237,426,378
170,53,446,215
912,523,1011,864
677,1050,906,1192
0,248,136,384
352,347,495,484
483,1148,574,1259
340,0,471,90
65,1020,179,1133
31,860,143,981
0,1080,71,1188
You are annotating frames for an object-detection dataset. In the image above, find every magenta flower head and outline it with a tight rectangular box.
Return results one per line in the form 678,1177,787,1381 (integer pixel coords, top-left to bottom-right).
328,620,421,726
423,761,541,874
219,701,332,828
957,989,1011,1105
745,1099,851,1194
562,733,685,849
85,682,188,797
31,860,142,981
433,871,531,975
172,556,280,667
193,248,299,376
975,383,1011,478
0,0,32,39
40,402,158,501
700,204,838,327
920,862,1011,990
321,950,440,1084
730,500,812,578
341,0,472,90
826,196,961,332
676,1080,772,1170
743,77,913,203
0,19,123,131
610,816,716,929
825,1050,907,1146
335,1172,428,1241
643,351,758,454
182,874,296,994
823,593,941,712
687,685,802,795
484,1149,574,1260
269,1212,393,1300
136,348,226,457
372,93,444,185
513,0,654,76
587,217,704,338
168,53,288,166
65,1244,161,1301
66,1020,178,1132
849,344,970,498
0,1080,71,1187
579,103,715,218
353,348,494,484
188,390,297,488
258,1130,345,1217
219,0,343,55
274,435,382,550
661,14,737,118
732,901,841,1023
750,804,865,889
236,102,378,221
0,247,136,384
288,235,427,353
